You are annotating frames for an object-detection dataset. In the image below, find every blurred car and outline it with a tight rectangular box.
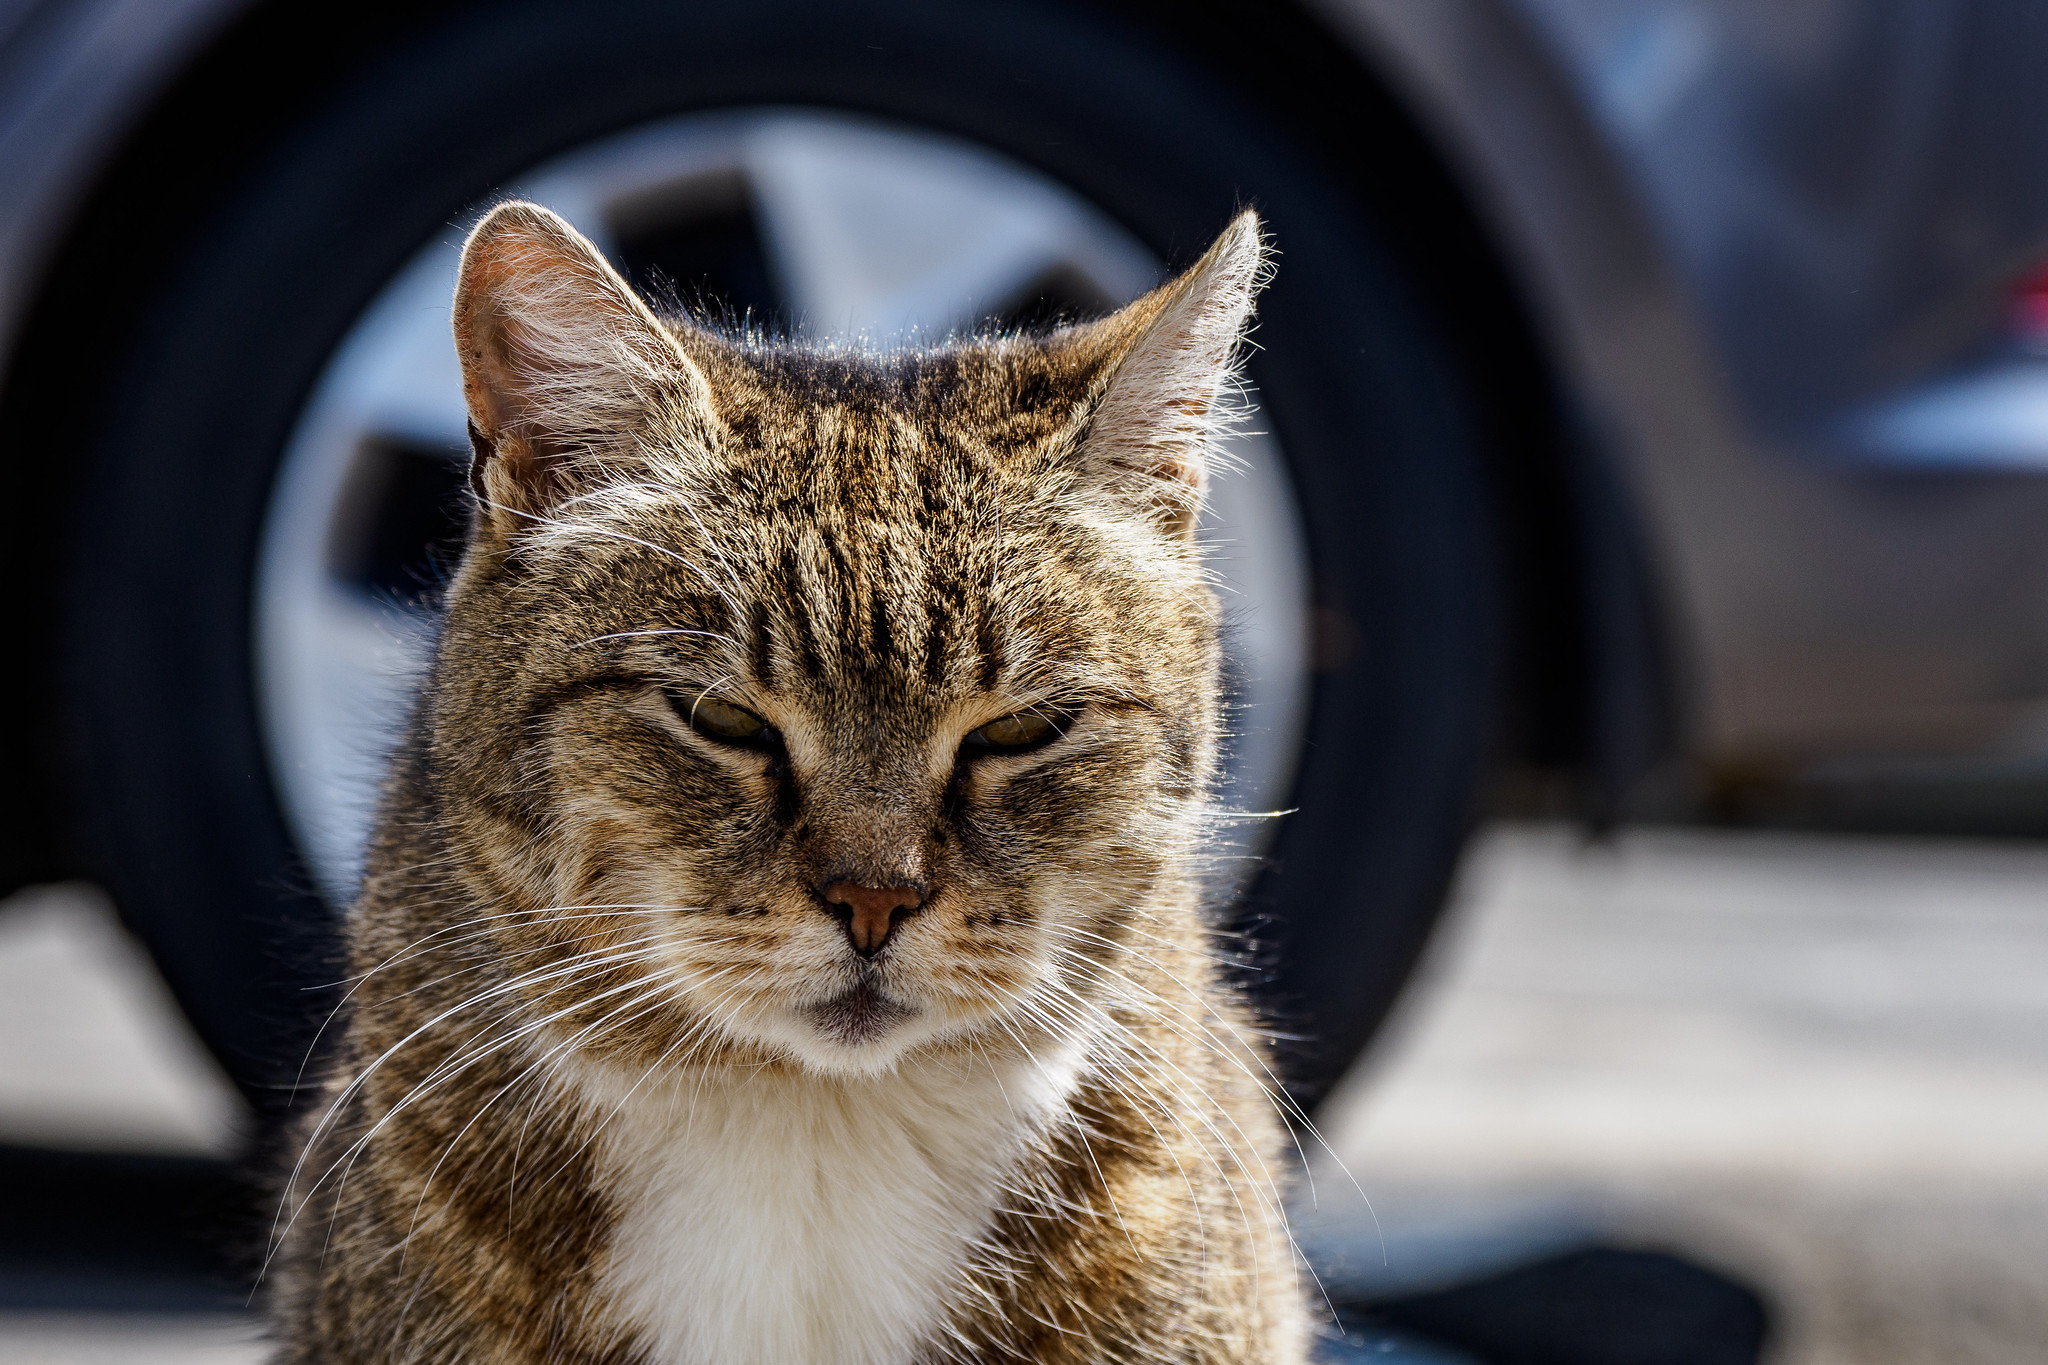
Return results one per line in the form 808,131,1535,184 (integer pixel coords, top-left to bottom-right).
4,0,2047,1124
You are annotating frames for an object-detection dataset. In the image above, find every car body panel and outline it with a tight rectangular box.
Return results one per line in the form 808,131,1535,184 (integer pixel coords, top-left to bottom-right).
1328,0,2048,771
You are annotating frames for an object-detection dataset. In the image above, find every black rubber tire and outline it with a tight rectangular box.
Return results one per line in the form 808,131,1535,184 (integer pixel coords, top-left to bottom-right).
57,0,1497,1123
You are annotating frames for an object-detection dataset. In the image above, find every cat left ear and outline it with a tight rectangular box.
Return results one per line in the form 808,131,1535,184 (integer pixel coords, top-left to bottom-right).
1068,210,1270,539
453,201,718,535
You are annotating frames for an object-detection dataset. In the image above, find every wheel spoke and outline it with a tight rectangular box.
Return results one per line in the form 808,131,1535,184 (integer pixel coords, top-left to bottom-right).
260,582,434,903
742,113,1153,339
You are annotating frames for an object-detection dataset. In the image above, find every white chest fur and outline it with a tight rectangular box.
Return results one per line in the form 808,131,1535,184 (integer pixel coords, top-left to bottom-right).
579,1046,1078,1365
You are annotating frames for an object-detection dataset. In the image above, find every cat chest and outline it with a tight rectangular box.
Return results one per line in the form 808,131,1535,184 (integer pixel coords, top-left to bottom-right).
587,1064,1063,1365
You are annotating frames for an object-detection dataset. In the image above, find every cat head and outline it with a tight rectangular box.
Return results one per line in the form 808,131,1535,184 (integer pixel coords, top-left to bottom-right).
425,200,1267,1077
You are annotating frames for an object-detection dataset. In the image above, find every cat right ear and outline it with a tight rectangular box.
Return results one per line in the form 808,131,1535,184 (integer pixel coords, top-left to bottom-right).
1060,210,1269,540
452,201,718,535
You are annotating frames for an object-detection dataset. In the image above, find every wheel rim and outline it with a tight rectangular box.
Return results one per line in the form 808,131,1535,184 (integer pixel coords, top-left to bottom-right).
255,108,1311,907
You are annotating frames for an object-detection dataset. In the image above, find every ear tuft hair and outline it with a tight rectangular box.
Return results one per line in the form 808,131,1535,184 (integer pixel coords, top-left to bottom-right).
452,201,718,533
1067,210,1270,538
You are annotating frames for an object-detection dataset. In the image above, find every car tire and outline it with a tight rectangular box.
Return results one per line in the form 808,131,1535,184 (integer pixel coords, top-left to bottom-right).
55,0,1497,1125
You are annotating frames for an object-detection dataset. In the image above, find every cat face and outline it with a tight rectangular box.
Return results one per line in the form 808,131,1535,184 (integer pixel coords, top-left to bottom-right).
426,203,1264,1077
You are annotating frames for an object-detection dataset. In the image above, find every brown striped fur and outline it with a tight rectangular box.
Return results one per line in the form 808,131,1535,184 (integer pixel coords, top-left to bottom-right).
270,202,1304,1363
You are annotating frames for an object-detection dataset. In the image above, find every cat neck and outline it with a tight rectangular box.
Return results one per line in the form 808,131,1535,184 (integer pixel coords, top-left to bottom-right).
565,1034,1085,1365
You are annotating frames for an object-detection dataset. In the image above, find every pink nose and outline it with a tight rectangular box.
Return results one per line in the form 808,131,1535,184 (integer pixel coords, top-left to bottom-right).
821,881,925,957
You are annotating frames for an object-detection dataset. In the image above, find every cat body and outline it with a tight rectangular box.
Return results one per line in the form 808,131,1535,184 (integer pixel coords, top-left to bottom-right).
271,202,1304,1364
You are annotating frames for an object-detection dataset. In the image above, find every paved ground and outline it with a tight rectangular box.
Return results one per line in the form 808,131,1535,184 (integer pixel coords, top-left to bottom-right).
1312,825,2048,1365
3,823,2047,1362
0,1315,264,1365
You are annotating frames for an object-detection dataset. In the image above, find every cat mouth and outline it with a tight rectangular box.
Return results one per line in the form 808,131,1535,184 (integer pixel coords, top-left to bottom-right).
805,980,914,1046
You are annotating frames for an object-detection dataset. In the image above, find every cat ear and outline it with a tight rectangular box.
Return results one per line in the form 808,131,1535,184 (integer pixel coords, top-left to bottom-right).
1069,210,1269,539
453,200,717,532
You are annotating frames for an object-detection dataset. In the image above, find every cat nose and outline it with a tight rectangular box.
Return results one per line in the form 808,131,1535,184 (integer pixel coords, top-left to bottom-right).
819,880,925,958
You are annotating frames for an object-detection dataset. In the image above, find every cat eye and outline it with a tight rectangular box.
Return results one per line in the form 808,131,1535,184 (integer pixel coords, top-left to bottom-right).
671,692,778,750
962,709,1069,755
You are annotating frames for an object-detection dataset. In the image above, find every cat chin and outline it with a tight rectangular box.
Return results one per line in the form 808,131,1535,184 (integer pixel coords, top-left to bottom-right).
803,980,915,1048
727,991,990,1079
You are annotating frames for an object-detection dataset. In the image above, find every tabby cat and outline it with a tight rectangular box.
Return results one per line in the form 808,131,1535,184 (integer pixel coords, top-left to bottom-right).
270,199,1305,1364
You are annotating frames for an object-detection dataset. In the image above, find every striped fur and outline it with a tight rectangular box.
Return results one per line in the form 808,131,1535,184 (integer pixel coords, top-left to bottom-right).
269,202,1303,1364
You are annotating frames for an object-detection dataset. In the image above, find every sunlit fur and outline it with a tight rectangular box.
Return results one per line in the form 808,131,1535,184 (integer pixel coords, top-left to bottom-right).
270,203,1304,1364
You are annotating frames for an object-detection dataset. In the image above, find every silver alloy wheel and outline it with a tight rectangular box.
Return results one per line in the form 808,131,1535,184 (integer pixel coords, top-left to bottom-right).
255,109,1311,908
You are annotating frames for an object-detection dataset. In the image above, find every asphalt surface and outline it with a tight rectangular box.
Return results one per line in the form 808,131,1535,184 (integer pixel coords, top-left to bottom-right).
3,823,2046,1363
1312,825,2048,1365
